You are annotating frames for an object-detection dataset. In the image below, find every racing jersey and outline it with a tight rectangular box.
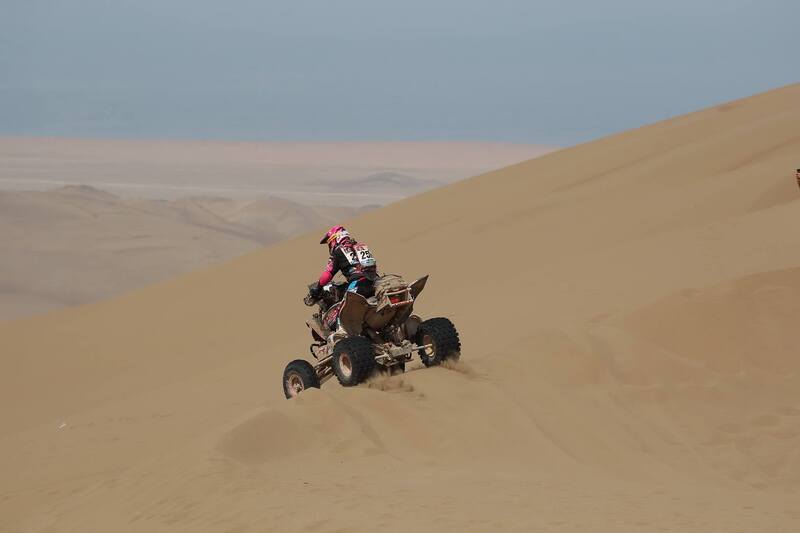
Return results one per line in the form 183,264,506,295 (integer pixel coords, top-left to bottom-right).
318,241,378,286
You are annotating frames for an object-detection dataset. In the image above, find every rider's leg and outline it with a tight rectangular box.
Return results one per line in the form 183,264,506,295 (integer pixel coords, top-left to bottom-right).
347,278,374,298
327,318,348,344
346,279,361,293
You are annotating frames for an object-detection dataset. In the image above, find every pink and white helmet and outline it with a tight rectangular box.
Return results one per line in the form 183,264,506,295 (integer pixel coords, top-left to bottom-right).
320,225,352,251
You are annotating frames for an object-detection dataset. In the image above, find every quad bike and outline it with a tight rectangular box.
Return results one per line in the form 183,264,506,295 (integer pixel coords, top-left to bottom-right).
282,274,460,398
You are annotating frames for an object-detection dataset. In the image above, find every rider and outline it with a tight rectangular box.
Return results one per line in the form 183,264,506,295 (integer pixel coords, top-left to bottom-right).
309,225,378,303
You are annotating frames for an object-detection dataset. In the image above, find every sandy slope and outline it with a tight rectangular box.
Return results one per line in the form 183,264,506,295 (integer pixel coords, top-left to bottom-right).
2,84,800,532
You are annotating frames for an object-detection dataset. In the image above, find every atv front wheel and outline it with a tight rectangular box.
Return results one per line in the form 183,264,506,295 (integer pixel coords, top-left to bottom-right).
283,359,320,399
332,337,376,386
418,318,461,367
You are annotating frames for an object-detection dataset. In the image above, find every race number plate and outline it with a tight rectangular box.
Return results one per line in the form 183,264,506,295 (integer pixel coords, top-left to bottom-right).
345,244,375,267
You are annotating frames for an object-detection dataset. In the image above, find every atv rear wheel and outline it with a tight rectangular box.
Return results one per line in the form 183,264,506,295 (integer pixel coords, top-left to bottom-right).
418,317,461,367
283,359,320,399
332,337,376,386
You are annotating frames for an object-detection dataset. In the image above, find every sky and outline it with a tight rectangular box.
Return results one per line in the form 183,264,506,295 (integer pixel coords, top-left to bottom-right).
1,0,797,145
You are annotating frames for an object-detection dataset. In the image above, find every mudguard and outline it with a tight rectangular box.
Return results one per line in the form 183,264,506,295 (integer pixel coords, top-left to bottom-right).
336,276,428,337
409,275,429,300
338,291,370,336
306,317,327,342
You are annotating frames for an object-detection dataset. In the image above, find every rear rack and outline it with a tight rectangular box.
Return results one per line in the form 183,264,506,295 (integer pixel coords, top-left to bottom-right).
385,288,413,307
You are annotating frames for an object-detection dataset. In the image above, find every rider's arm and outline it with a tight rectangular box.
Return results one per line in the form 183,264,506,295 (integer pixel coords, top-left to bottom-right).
318,256,339,287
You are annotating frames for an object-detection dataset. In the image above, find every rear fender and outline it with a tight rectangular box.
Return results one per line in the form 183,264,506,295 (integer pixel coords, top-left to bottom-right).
404,314,422,339
409,275,429,300
338,291,370,336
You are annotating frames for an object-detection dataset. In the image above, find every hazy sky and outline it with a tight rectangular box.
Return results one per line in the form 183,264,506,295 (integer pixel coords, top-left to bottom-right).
1,0,797,145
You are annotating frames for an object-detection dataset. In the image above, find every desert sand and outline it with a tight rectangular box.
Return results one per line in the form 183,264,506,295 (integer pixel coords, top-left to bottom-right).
1,84,799,532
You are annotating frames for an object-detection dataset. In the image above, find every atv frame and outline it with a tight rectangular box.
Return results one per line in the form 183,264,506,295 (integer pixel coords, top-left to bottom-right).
282,275,460,398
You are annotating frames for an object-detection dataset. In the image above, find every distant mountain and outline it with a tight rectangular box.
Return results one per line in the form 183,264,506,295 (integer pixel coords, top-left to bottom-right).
223,195,367,241
0,186,366,320
338,171,443,191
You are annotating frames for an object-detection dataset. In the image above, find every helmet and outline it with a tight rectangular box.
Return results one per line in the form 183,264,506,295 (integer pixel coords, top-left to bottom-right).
320,225,352,251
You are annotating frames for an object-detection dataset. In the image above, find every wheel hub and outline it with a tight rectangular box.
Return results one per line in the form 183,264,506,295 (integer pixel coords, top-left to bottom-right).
422,334,436,358
339,352,353,378
286,373,304,397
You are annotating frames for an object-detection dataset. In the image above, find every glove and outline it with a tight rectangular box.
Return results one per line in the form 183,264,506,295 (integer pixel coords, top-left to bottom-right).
304,283,322,306
309,283,323,299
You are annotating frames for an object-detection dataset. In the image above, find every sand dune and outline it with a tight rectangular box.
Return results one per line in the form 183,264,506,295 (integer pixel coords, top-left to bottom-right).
1,84,800,531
